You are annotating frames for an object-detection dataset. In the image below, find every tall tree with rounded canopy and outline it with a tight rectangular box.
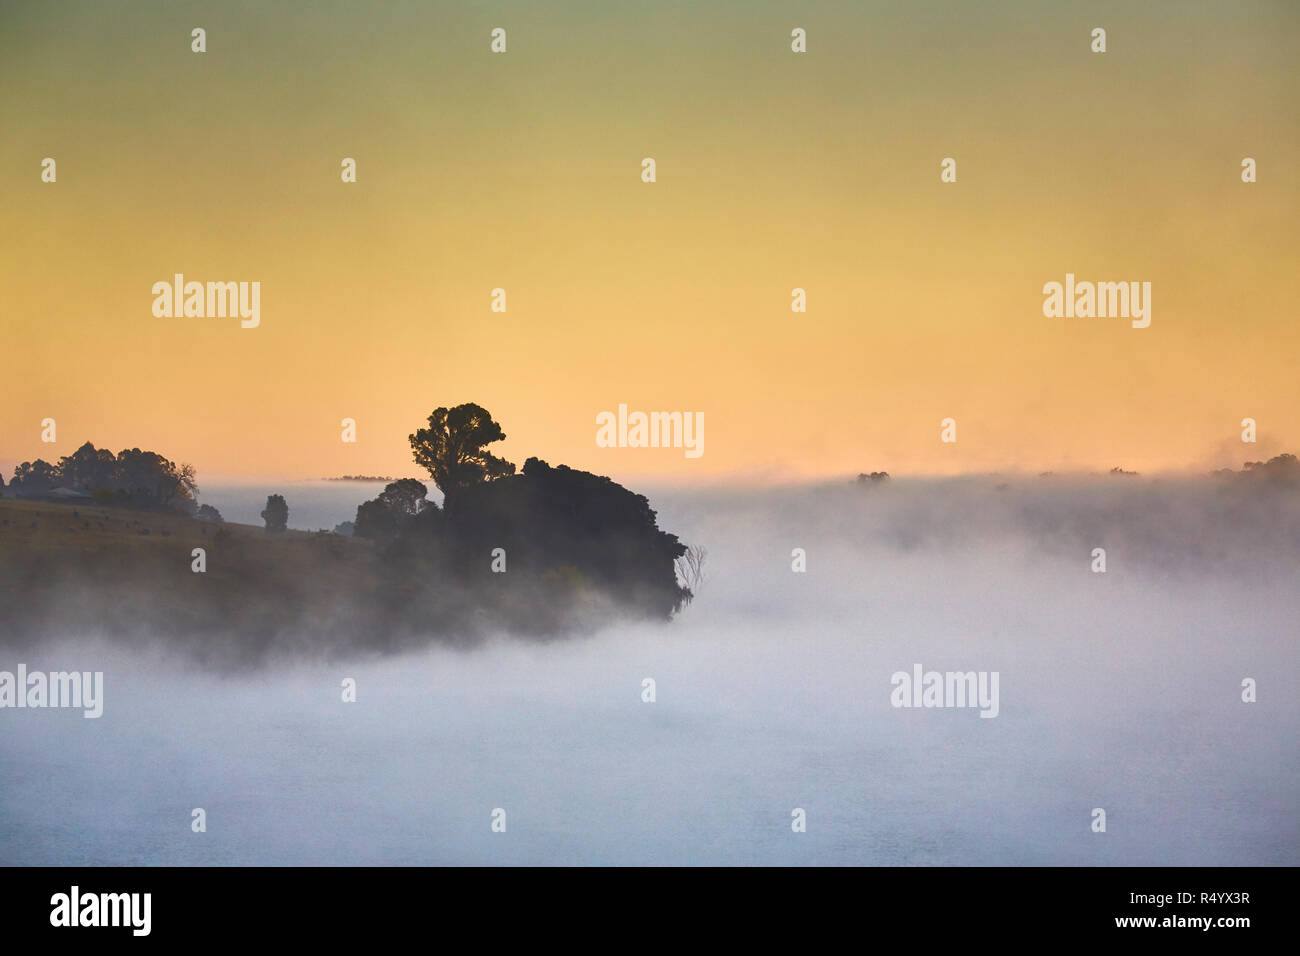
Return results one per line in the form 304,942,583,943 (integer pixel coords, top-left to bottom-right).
408,403,515,510
375,478,430,519
354,478,432,543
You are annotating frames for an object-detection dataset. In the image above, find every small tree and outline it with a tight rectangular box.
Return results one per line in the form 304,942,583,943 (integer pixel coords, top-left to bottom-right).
261,494,288,533
675,545,707,602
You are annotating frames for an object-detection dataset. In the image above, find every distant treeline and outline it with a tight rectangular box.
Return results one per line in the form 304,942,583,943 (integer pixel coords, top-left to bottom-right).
1221,453,1300,480
4,442,222,520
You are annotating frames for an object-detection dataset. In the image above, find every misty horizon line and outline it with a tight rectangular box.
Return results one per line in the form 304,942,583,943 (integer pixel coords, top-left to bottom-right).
165,457,1299,489
5,444,1294,495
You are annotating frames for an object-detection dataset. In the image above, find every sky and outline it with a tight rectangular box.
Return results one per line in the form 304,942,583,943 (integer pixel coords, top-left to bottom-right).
2,0,1297,485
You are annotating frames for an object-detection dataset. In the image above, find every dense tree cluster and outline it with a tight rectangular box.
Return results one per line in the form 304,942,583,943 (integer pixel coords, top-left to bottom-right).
354,479,433,544
8,441,199,511
1243,453,1299,479
355,403,691,622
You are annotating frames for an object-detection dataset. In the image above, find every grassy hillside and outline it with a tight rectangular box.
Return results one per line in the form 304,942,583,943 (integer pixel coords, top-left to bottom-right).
0,492,652,666
0,498,438,666
1,496,349,556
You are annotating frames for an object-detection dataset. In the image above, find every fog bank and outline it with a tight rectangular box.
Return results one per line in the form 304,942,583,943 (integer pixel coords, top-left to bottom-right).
2,475,1296,864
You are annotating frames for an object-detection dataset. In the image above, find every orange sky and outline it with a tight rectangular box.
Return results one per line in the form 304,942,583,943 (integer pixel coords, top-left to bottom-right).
2,1,1297,486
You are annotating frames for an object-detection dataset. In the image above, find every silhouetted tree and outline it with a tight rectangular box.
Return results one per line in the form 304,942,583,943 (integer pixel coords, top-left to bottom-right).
11,445,197,509
377,478,430,519
1244,453,1298,473
195,504,223,523
423,456,689,620
675,545,707,603
261,494,288,533
408,403,514,510
354,499,394,542
354,479,433,543
114,448,198,508
10,459,60,494
58,442,117,491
